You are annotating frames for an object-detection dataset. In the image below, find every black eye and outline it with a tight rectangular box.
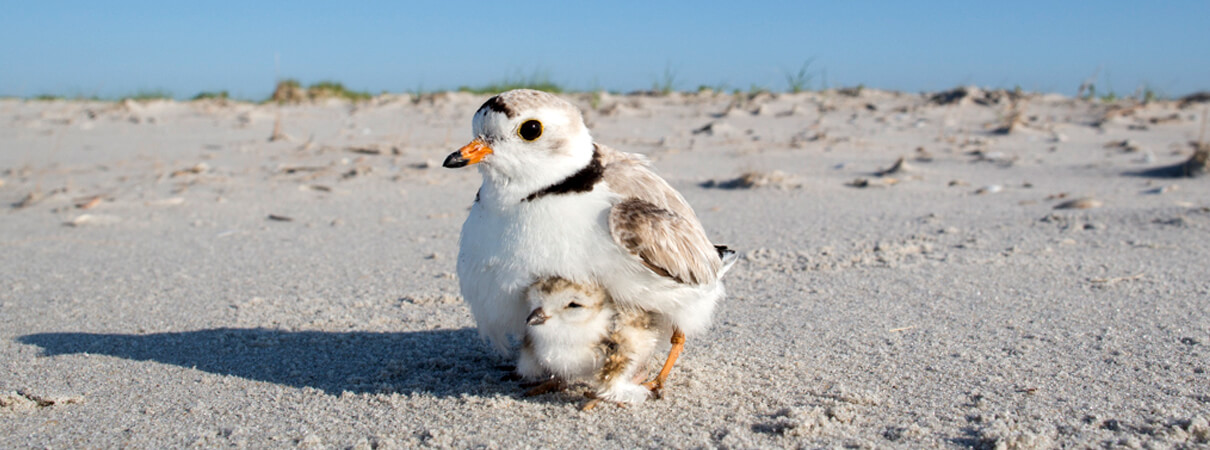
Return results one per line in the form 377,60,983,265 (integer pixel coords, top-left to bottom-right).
567,302,583,309
518,119,542,141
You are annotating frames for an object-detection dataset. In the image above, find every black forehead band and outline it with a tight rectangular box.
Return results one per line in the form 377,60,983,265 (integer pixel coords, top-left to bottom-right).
479,95,516,119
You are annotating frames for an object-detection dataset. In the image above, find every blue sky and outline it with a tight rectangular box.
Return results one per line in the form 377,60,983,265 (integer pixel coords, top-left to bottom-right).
2,1,1207,99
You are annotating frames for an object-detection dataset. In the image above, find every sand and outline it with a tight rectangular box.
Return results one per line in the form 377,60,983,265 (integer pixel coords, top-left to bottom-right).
1,89,1208,448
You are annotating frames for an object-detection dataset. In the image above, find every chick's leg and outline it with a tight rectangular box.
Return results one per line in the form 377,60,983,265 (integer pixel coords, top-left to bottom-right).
643,328,684,393
523,379,564,397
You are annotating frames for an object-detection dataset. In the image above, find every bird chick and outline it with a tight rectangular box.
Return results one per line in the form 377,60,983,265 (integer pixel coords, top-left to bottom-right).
517,277,668,404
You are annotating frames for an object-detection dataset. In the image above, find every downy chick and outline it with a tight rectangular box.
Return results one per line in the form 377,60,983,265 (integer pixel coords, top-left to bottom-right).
517,277,669,404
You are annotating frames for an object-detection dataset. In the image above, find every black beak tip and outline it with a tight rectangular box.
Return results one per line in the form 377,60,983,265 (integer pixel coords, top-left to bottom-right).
526,308,548,326
442,151,468,168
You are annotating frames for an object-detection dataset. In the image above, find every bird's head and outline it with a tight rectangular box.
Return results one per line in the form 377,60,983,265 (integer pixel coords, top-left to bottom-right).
524,277,608,328
444,90,594,196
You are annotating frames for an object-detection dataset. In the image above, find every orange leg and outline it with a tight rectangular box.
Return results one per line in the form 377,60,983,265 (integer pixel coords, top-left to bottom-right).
580,392,628,412
581,397,602,411
643,328,685,395
581,398,630,411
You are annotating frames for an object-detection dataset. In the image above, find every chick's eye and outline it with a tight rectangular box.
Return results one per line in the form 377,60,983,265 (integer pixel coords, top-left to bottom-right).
566,302,582,309
518,119,542,141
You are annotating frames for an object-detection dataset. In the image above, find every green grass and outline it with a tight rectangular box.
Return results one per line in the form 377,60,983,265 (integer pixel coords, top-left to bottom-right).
589,91,603,110
1080,84,1097,101
307,81,372,101
267,79,371,103
783,58,817,93
1135,83,1165,104
120,90,173,101
191,90,229,101
26,91,155,102
697,82,730,94
457,72,563,94
1142,88,1159,104
837,84,865,97
652,64,679,95
1078,68,1127,103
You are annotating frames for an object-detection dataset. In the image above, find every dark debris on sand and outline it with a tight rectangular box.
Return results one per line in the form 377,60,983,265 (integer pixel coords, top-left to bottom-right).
1177,91,1210,108
701,171,801,189
1130,145,1208,178
928,86,1023,107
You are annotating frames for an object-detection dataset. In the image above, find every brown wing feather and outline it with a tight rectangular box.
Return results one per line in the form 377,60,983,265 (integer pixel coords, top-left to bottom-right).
598,144,699,220
602,144,721,285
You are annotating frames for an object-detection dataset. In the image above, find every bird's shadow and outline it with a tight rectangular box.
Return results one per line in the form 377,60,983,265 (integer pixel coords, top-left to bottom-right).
17,327,515,397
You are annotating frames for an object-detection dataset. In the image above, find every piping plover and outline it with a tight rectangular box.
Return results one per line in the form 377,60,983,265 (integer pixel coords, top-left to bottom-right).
518,277,667,406
444,89,736,392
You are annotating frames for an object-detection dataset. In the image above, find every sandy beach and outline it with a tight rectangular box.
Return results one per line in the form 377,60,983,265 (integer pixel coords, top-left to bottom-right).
2,89,1208,448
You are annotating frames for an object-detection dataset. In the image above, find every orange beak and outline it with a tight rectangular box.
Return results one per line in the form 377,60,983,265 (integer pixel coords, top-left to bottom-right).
443,138,493,168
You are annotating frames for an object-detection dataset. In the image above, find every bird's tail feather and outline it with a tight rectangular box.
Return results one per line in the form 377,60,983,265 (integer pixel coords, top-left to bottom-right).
714,245,738,277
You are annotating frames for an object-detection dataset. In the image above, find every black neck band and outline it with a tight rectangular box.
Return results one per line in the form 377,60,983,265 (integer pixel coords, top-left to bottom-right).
522,145,604,202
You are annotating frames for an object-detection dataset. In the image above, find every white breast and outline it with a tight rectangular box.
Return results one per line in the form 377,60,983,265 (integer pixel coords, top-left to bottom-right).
456,188,623,351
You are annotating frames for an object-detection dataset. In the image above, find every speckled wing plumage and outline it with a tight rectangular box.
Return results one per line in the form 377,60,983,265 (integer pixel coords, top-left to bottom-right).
601,144,723,286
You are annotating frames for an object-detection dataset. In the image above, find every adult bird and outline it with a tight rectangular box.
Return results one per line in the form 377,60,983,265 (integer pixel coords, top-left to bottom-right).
443,89,736,392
